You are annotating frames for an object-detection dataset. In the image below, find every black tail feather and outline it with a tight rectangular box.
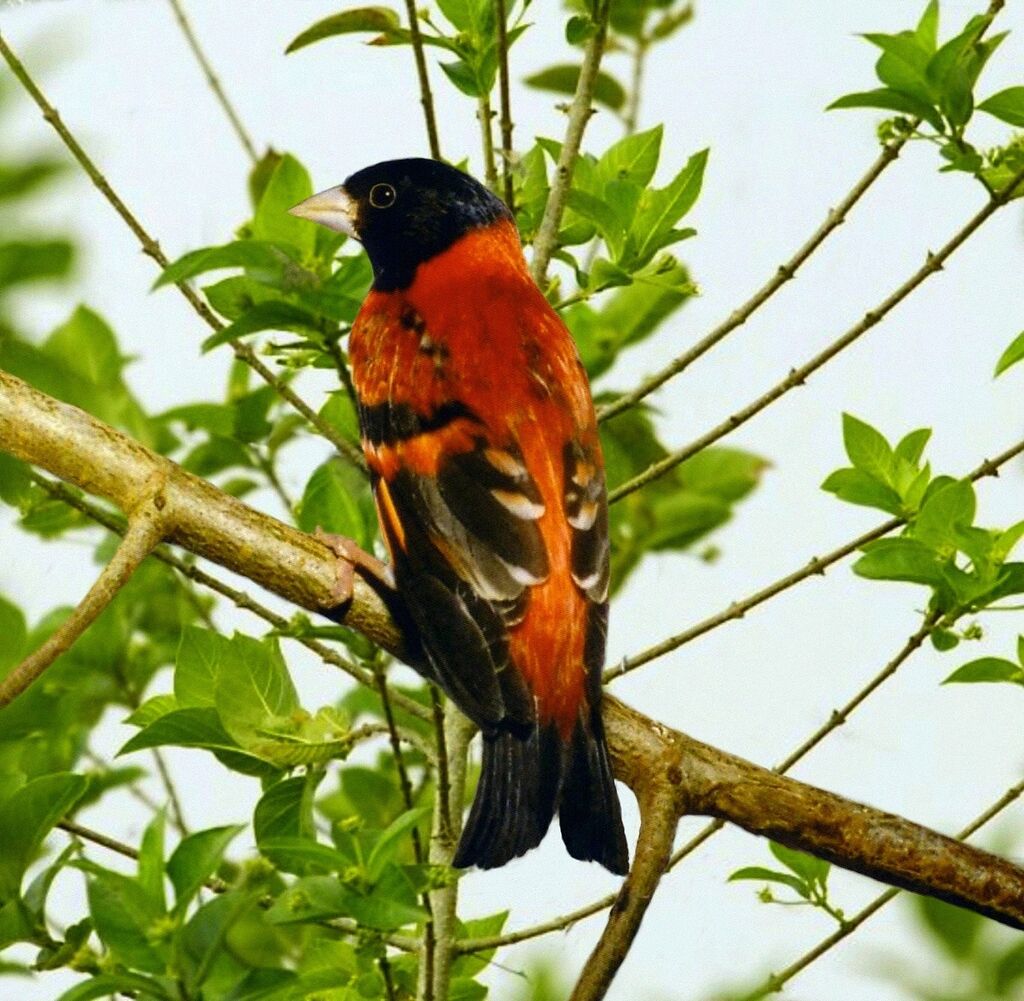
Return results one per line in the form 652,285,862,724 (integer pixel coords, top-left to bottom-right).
453,723,561,870
558,708,629,875
453,710,628,875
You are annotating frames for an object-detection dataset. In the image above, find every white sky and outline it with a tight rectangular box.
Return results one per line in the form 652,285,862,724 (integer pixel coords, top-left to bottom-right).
1,2,1023,999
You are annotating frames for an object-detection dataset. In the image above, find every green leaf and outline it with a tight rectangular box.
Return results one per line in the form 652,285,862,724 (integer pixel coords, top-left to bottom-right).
119,706,261,760
978,86,1024,127
841,413,895,484
894,427,931,465
728,867,809,898
258,837,349,875
252,154,315,257
595,125,663,188
214,634,299,748
524,65,627,112
266,874,426,930
285,7,402,53
0,453,31,507
769,842,829,885
440,59,482,98
201,300,320,352
854,538,947,587
174,626,232,709
0,594,27,675
863,31,934,108
137,811,167,912
167,825,243,912
366,806,431,881
254,775,318,846
913,479,975,553
154,240,292,289
828,88,943,130
995,330,1024,376
942,657,1023,685
821,468,904,516
83,866,166,972
0,773,88,898
52,974,170,1001
297,458,376,549
916,0,940,53
631,149,707,266
915,895,983,960
0,239,73,289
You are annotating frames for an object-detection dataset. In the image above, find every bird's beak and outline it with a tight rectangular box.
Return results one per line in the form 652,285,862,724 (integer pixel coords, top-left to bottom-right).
288,185,359,238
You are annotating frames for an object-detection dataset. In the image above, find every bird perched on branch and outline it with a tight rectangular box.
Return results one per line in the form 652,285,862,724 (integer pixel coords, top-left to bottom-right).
290,158,628,874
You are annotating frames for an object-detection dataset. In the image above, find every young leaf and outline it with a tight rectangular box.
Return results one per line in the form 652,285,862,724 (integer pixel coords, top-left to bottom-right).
83,866,166,972
366,806,432,881
595,125,663,188
285,8,403,54
994,330,1024,376
175,626,232,709
854,538,947,587
841,413,895,484
728,866,809,898
894,427,932,465
252,154,315,257
942,657,1023,685
978,87,1024,127
631,148,708,265
214,634,300,748
821,468,904,516
524,65,627,112
828,89,943,131
167,825,243,912
137,811,167,912
153,241,291,290
201,301,320,353
0,773,88,898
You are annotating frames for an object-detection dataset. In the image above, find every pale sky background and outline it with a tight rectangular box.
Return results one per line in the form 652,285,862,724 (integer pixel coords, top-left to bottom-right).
1,1,1023,1000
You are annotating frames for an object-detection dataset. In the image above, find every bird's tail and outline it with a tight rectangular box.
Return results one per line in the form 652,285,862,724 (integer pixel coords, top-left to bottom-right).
452,709,629,875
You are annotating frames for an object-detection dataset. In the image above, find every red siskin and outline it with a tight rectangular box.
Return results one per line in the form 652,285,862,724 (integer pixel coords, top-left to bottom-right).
290,159,628,874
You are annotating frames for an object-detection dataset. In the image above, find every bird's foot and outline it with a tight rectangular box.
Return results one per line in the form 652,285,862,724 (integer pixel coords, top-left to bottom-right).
315,528,394,607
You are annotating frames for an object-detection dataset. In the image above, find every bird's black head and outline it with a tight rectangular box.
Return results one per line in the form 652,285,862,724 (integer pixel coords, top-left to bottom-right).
290,158,512,292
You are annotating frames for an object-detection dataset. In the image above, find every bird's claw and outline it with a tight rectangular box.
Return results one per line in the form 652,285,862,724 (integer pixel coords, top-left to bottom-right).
315,528,394,607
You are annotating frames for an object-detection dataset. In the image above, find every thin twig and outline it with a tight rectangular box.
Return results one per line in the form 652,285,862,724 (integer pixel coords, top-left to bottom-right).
495,0,515,209
739,776,1024,1000
403,0,442,160
0,32,363,471
0,495,166,709
478,95,498,192
165,0,259,163
609,167,1024,503
622,38,648,136
530,0,611,284
607,436,1024,680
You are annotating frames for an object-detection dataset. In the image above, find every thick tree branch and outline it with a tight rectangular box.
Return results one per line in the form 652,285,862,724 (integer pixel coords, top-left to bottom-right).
165,0,259,163
0,492,165,708
530,1,611,285
610,167,1024,503
4,371,1024,1001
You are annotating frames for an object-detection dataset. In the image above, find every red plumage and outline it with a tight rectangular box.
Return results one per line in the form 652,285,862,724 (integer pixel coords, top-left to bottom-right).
293,160,628,874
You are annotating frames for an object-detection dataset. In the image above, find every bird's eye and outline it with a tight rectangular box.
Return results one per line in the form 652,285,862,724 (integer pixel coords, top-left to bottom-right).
369,183,397,209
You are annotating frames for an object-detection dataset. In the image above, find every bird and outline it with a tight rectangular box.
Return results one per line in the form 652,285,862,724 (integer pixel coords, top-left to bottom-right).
290,158,629,874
